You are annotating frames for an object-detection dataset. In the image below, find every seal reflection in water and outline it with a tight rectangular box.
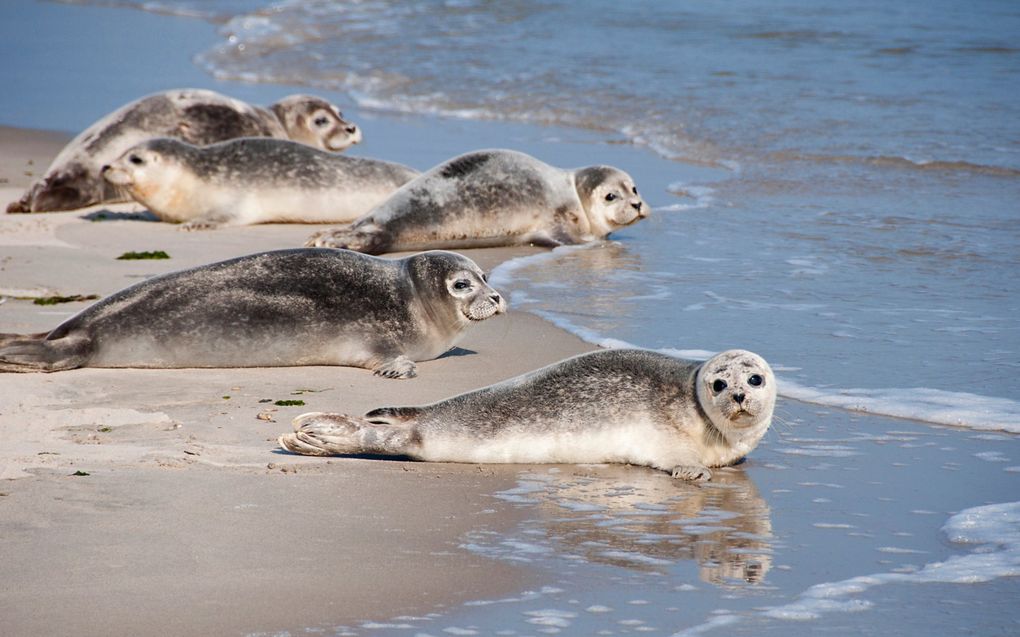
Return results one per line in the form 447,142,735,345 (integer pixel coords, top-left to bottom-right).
102,137,420,230
0,249,505,378
7,88,361,213
306,149,648,254
280,349,776,480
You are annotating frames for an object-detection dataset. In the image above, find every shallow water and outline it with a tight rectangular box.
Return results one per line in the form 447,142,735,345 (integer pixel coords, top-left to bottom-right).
263,406,1019,636
6,0,1020,634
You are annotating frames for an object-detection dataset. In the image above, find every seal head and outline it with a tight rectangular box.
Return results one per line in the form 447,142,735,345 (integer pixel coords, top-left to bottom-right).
270,94,362,152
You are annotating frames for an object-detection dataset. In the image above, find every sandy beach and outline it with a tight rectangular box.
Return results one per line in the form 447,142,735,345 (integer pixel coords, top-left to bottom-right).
0,126,598,635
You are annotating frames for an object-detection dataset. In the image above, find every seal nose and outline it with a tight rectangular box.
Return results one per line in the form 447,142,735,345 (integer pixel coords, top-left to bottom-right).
100,164,110,175
345,125,358,134
733,392,746,404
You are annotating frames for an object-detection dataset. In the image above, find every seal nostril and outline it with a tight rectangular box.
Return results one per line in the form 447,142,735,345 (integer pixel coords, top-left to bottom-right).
734,393,745,404
100,164,110,174
490,294,502,305
345,126,357,134
632,201,642,210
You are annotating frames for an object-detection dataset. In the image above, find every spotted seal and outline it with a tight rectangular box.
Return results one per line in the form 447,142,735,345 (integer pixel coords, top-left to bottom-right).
305,149,648,254
101,137,419,230
0,249,504,378
7,88,361,213
279,348,776,480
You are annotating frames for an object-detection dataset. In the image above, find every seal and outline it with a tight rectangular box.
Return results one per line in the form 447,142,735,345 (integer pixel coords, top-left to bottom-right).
305,149,648,254
101,137,420,230
0,249,505,378
7,88,362,213
279,348,776,480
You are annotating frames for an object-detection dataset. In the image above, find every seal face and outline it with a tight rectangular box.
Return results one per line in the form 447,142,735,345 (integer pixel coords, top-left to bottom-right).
0,249,505,378
279,348,776,480
101,137,419,230
305,149,648,254
6,89,361,213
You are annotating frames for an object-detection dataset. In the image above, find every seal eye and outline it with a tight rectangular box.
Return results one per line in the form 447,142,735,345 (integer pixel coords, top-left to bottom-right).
632,186,638,195
748,374,764,387
129,154,144,166
712,379,728,393
605,193,617,202
452,279,472,291
313,116,330,127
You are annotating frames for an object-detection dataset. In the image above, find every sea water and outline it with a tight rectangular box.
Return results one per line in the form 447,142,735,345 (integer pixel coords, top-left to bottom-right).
7,0,1020,634
93,0,1020,425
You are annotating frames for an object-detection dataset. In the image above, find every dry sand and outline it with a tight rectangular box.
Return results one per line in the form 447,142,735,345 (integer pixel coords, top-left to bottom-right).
0,127,595,636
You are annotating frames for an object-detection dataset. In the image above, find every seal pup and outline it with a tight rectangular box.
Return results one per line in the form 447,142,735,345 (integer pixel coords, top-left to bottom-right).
101,138,420,230
305,149,648,254
0,249,504,378
7,88,361,213
279,348,776,480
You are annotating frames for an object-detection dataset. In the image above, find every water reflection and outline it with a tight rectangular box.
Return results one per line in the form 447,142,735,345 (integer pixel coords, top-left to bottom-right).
499,241,653,334
477,464,774,589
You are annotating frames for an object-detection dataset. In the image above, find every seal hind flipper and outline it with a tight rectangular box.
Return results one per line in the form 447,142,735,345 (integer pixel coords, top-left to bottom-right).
6,196,30,213
280,412,420,456
305,225,391,255
0,332,49,347
0,334,91,373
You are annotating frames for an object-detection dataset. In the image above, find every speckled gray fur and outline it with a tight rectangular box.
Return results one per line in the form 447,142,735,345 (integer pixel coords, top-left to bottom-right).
0,249,504,377
135,137,416,188
280,348,777,480
306,149,648,254
101,136,419,228
7,89,360,213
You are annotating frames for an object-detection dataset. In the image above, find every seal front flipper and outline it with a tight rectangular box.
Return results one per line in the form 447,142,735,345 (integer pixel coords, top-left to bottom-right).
671,465,712,482
280,412,420,456
179,213,235,232
0,334,91,373
521,231,563,249
371,355,417,379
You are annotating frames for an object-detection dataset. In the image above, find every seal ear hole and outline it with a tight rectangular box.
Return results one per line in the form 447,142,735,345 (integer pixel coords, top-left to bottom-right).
712,379,728,394
748,374,764,387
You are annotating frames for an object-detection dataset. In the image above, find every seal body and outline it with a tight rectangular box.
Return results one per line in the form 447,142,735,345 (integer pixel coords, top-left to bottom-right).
0,249,505,378
102,138,420,230
280,349,776,480
306,149,648,254
7,89,361,213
